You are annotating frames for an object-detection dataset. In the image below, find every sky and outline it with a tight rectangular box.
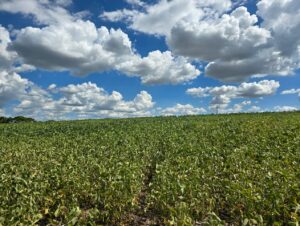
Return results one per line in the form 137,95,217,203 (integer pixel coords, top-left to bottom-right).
0,0,300,120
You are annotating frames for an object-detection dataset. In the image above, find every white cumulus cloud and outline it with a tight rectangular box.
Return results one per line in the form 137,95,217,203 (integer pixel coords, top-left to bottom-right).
10,19,199,85
0,0,74,25
187,80,280,111
160,103,206,116
11,22,133,75
13,81,155,120
281,89,300,95
281,88,300,101
1,0,200,85
117,50,200,85
167,6,293,82
102,0,300,82
0,26,17,70
273,106,298,112
0,70,30,107
101,0,232,36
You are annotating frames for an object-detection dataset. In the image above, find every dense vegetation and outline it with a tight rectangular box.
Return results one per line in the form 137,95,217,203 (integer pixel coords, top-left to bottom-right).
0,112,299,225
0,116,35,124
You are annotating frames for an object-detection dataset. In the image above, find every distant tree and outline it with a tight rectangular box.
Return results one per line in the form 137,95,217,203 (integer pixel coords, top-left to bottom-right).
0,116,35,124
0,117,10,123
12,116,35,123
46,120,56,123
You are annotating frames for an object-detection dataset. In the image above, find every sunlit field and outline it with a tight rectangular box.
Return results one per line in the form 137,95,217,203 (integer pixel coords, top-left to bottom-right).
0,112,299,225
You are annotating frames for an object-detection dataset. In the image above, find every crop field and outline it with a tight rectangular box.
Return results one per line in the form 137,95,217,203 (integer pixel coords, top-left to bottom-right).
0,112,300,225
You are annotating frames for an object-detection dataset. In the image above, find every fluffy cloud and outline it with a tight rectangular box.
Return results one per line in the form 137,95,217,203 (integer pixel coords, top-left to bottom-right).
209,100,253,114
273,106,299,112
11,21,133,75
281,89,300,95
132,91,155,110
101,9,140,23
9,19,199,85
125,0,145,7
167,6,291,82
236,80,280,97
195,0,300,81
14,85,58,118
187,80,279,98
0,0,73,25
160,103,206,116
58,83,123,109
257,0,300,57
204,49,294,82
187,80,280,111
117,51,200,85
248,106,262,113
168,7,270,61
281,88,300,100
223,100,251,113
102,0,300,82
0,0,200,85
0,68,155,120
0,70,29,107
0,26,17,70
13,82,155,120
0,26,36,73
56,83,154,113
101,0,232,36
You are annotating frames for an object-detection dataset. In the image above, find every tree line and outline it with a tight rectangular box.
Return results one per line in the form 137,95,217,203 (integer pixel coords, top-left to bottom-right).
0,116,35,124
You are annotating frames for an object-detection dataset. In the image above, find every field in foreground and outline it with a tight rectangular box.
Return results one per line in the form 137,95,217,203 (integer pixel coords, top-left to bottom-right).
0,112,299,225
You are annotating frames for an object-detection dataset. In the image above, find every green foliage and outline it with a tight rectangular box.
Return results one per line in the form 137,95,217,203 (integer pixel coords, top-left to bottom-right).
0,116,35,124
0,112,299,225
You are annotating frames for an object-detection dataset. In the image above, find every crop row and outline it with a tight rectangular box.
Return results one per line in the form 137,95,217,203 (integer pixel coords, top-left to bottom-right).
0,113,299,225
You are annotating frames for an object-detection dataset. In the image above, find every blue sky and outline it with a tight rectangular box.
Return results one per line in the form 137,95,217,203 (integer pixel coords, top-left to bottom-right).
0,0,299,120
